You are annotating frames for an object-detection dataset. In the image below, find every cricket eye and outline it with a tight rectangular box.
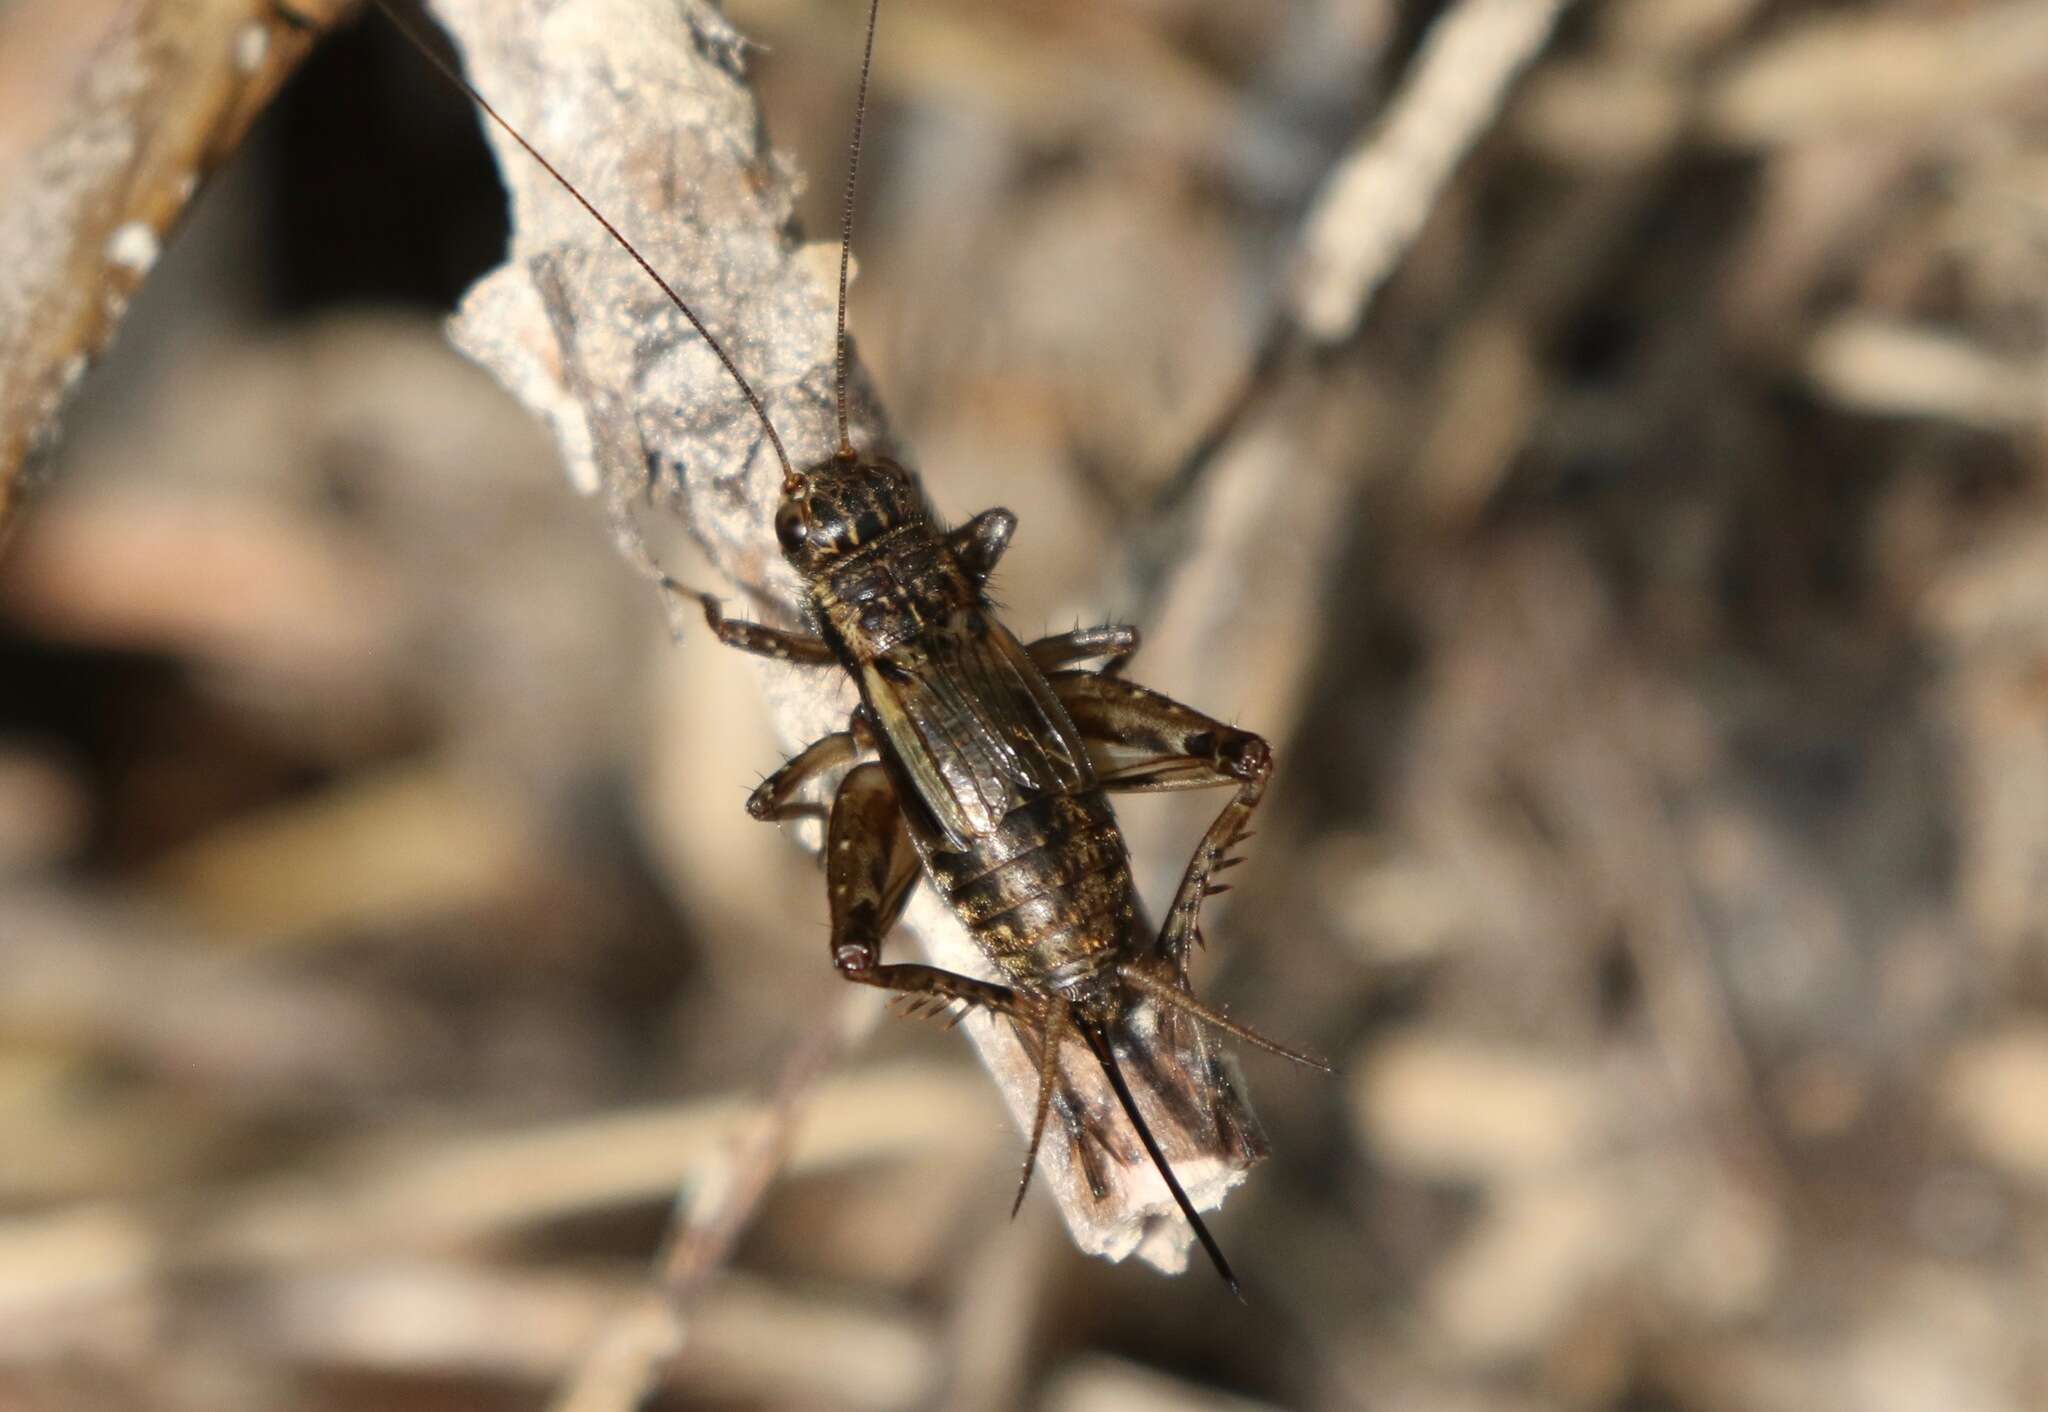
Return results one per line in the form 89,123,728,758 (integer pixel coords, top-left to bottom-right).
774,502,810,554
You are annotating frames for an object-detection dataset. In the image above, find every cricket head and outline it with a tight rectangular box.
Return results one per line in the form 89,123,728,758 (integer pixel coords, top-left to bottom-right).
774,453,928,572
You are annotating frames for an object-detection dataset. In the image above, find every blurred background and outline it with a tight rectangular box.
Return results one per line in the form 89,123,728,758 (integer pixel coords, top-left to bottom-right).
4,0,2048,1407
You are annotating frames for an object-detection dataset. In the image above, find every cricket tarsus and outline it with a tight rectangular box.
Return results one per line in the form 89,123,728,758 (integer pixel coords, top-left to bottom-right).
1082,1023,1242,1299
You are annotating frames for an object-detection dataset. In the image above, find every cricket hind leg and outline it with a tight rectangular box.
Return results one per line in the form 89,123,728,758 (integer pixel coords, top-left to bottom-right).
1004,1010,1138,1204
822,766,1072,1195
1010,999,1069,1216
824,762,1027,1020
814,766,1109,1212
1053,672,1328,1072
1049,671,1271,973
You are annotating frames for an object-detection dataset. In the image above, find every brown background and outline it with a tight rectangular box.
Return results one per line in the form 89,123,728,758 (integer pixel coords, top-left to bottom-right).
3,0,2047,1408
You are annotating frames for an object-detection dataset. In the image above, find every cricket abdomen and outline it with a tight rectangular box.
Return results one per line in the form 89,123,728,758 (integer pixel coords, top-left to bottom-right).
923,791,1141,991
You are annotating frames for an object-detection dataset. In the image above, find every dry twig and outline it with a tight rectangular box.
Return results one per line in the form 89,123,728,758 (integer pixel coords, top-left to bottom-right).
546,996,877,1412
1146,0,1574,599
1287,0,1575,345
424,0,1261,1276
0,0,355,535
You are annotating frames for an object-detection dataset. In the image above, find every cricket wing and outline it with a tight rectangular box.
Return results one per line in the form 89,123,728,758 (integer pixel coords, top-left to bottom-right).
862,610,1094,847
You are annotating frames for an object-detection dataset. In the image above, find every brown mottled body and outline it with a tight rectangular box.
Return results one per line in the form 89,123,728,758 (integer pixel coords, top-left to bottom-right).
919,791,1137,995
710,451,1320,1293
380,0,1319,1291
802,473,1139,996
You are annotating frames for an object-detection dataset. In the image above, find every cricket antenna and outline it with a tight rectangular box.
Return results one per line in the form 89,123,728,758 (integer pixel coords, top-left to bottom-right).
1080,1024,1243,1300
371,0,803,495
833,0,883,463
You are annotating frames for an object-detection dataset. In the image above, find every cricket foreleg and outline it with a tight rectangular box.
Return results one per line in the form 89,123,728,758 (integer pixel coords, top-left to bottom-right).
825,762,1027,1020
659,581,836,665
1050,672,1271,970
747,730,860,824
1025,624,1141,674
